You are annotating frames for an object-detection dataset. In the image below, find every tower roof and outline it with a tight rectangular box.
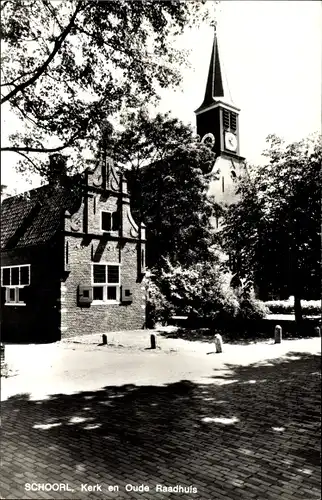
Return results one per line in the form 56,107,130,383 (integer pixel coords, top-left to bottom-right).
195,29,236,114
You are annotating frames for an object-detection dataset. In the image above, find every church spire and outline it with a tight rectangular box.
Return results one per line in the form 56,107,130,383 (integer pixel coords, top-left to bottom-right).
196,28,233,113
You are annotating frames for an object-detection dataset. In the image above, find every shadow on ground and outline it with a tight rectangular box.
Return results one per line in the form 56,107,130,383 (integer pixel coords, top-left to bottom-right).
1,352,321,500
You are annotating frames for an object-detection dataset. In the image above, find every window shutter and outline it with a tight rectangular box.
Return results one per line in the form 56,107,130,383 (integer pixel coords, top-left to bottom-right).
112,211,120,231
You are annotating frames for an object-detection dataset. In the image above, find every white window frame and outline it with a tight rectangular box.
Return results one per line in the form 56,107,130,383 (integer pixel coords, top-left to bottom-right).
91,262,121,304
100,210,119,233
1,264,30,306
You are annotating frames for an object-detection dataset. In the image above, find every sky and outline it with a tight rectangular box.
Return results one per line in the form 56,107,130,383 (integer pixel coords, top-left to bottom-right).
1,0,321,194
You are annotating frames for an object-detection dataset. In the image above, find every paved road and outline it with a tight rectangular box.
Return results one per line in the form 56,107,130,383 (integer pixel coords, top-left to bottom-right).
1,336,321,500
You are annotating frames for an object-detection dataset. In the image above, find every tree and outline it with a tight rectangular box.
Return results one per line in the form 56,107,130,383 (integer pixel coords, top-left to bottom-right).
147,259,240,327
112,111,268,328
1,0,216,176
112,111,217,269
222,133,322,327
110,108,197,170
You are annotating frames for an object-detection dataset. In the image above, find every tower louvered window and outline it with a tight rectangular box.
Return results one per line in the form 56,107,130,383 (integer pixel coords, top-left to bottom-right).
223,110,230,128
223,110,237,132
230,113,237,131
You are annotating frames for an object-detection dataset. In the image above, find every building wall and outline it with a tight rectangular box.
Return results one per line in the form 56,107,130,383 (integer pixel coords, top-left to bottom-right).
209,155,244,206
1,243,61,342
61,237,145,337
61,159,146,337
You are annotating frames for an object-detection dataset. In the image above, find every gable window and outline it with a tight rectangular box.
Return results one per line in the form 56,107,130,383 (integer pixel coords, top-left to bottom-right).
1,265,30,305
92,263,120,303
101,211,120,232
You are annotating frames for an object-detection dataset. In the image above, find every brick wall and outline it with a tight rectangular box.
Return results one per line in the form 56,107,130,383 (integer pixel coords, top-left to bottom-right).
61,158,146,337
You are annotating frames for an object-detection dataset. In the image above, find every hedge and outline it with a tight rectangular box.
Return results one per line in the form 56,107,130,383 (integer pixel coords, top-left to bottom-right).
265,299,321,316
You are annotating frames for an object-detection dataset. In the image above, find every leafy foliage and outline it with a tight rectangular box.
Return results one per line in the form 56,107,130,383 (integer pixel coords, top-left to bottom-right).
111,108,197,170
146,260,268,327
222,133,322,324
146,260,240,326
1,0,217,176
113,111,218,269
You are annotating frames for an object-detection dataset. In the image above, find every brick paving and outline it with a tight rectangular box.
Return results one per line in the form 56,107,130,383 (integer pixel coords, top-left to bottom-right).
1,338,321,500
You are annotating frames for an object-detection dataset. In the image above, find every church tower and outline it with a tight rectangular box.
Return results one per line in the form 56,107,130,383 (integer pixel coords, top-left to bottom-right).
195,29,245,208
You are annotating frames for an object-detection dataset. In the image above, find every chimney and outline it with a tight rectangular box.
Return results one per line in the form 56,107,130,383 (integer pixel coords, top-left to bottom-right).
1,185,13,202
48,154,68,186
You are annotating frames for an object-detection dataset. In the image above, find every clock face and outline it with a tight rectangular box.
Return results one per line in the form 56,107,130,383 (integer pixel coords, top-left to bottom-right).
225,132,238,152
201,132,215,148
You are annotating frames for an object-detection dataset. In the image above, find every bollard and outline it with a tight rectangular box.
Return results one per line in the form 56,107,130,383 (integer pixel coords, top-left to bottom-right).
0,343,5,364
274,325,282,344
150,334,156,349
314,326,321,337
102,334,107,345
214,334,223,353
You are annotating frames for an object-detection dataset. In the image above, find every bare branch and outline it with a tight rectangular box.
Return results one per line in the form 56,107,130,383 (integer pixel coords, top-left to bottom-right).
1,69,36,88
14,151,40,171
42,0,64,31
1,0,84,105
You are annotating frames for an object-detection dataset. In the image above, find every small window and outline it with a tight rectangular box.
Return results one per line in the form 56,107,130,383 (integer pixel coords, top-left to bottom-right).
107,265,119,284
101,211,112,232
93,264,106,283
101,211,120,232
20,266,30,285
1,265,30,305
92,263,120,303
11,267,19,285
93,286,104,301
2,268,10,286
107,287,117,301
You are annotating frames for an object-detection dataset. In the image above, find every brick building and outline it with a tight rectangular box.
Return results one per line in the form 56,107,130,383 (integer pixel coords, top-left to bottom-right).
0,155,146,342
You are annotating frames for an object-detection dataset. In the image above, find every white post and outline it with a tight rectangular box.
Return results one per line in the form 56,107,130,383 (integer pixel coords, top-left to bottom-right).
214,334,223,353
